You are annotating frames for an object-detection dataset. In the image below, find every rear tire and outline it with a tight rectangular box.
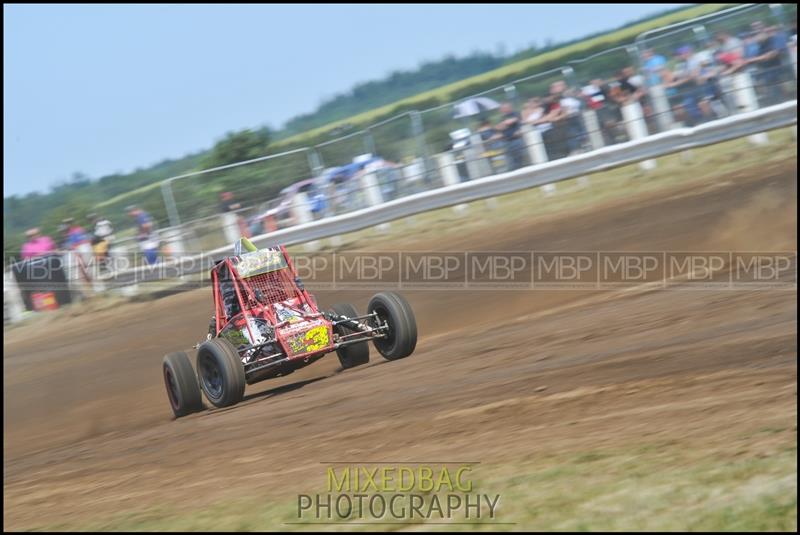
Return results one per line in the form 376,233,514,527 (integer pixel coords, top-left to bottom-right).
330,303,370,369
196,338,246,408
368,292,417,360
163,351,203,418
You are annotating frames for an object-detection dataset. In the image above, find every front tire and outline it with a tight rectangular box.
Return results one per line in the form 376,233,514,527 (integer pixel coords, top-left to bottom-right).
330,303,370,369
163,351,203,418
368,292,417,360
196,338,246,408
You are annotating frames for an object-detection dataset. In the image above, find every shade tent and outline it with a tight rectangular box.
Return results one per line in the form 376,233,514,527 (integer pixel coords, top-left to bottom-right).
453,97,500,119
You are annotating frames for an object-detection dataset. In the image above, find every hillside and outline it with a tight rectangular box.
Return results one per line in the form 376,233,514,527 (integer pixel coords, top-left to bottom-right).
5,3,737,251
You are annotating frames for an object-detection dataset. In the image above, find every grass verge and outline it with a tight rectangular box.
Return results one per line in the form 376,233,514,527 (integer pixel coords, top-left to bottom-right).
53,442,797,531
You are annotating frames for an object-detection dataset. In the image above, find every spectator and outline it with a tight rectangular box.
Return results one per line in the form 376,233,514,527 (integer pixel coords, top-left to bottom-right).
582,78,623,145
477,118,505,173
523,97,548,129
89,213,114,243
661,46,704,126
746,22,791,106
614,66,647,105
127,206,154,238
494,102,526,171
742,27,762,64
88,213,114,272
477,118,497,143
541,90,568,159
127,206,159,265
560,87,587,155
523,96,558,157
541,80,587,159
60,217,91,250
715,30,745,61
641,48,669,87
218,191,241,214
715,30,747,76
694,54,727,120
21,228,56,259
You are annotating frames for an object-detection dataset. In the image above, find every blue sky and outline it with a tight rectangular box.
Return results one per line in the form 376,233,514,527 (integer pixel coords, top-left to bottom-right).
4,4,685,196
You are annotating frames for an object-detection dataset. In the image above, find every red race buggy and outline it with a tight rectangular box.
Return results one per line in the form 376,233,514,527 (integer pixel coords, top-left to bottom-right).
162,239,417,417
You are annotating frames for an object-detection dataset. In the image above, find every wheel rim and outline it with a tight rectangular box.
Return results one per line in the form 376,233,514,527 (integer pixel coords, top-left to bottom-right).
163,365,180,411
199,354,223,401
372,305,396,353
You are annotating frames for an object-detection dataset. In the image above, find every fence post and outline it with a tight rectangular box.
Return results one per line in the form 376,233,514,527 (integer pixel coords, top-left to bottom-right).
363,129,377,156
648,83,677,132
436,152,468,214
521,125,556,196
306,148,324,177
159,179,189,257
4,268,25,324
504,84,518,110
522,125,549,165
621,101,657,170
410,110,435,185
466,134,492,179
220,212,241,246
561,66,576,88
360,172,390,231
582,109,605,150
290,192,320,251
161,227,186,258
360,172,384,206
731,71,769,145
161,179,182,228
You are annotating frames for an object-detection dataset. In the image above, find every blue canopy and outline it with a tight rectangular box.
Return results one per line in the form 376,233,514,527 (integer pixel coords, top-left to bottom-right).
321,157,380,184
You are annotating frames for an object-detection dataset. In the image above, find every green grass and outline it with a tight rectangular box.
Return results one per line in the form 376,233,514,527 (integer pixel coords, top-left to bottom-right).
269,4,732,151
89,4,734,213
94,180,165,209
49,445,797,531
294,126,798,253
8,126,792,333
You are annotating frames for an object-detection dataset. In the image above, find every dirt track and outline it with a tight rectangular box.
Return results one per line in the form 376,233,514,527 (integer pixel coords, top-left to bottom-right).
3,160,797,530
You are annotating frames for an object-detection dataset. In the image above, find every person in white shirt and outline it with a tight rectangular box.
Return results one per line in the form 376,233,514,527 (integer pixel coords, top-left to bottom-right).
88,213,114,272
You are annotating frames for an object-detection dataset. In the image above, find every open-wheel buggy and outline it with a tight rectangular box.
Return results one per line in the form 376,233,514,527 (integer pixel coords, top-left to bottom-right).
162,238,417,417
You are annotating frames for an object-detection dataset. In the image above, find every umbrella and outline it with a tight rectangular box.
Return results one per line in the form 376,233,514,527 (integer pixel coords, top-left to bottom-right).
453,97,500,119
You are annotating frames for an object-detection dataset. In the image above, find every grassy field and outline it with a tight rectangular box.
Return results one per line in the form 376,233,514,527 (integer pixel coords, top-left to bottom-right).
19,127,795,325
66,444,796,531
90,4,735,212
301,126,798,253
269,4,732,150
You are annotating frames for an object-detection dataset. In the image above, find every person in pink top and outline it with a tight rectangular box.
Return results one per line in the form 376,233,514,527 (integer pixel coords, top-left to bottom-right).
21,228,56,259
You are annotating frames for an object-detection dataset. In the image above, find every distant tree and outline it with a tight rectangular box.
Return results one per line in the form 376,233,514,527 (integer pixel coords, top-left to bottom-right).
70,171,91,186
204,128,271,168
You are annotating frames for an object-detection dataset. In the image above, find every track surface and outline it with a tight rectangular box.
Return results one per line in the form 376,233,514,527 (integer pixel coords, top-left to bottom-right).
4,161,797,529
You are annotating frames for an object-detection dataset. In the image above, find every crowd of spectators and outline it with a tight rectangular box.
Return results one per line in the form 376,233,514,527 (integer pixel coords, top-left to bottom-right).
486,18,797,165
15,17,797,271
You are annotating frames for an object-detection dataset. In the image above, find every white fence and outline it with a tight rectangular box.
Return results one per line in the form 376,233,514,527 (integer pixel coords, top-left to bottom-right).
98,100,797,289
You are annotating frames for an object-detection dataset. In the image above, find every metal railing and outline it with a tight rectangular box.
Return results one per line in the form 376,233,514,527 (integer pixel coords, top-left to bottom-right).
40,3,800,258
96,100,798,289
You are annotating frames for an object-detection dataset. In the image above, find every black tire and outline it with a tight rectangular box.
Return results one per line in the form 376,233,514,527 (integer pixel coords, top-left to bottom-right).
196,338,246,408
367,292,417,360
163,351,203,418
330,303,370,369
